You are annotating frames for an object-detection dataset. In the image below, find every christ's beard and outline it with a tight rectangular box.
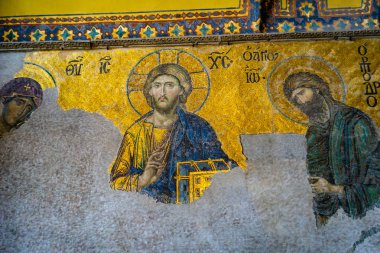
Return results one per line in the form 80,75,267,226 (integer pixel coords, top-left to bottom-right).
152,96,179,114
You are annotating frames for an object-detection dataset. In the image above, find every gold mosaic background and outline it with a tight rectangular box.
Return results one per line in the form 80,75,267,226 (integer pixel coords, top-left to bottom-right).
15,38,380,168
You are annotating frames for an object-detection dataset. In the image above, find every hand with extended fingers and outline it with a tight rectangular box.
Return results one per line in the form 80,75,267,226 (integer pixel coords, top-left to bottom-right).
137,143,167,191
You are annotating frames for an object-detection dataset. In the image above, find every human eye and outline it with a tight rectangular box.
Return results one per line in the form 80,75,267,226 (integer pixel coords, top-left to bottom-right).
152,83,160,88
16,98,26,106
165,82,174,88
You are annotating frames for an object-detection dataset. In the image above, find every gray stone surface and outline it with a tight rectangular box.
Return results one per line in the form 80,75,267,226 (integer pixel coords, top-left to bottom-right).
0,52,25,85
242,135,380,253
1,53,379,252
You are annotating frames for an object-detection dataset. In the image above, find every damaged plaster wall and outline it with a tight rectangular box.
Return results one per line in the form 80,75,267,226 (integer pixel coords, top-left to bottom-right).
0,53,379,253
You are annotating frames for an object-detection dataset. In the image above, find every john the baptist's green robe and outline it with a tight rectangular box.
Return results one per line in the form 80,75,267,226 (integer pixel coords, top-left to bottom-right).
306,103,380,219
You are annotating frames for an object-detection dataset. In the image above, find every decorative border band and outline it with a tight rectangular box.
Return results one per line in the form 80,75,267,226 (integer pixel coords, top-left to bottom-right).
0,0,260,43
1,29,379,51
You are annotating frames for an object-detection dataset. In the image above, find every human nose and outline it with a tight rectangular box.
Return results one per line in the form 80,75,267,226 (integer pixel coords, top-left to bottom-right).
298,96,306,104
16,103,27,116
296,95,305,104
159,85,166,95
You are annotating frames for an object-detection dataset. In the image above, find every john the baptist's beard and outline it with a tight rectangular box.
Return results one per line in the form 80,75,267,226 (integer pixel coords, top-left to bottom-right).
296,92,326,117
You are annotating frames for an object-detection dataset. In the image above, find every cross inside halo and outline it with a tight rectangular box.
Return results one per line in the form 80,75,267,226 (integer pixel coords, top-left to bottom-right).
24,84,31,91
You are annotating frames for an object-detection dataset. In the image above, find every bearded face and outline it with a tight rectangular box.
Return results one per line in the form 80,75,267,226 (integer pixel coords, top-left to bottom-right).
290,87,325,117
149,74,184,113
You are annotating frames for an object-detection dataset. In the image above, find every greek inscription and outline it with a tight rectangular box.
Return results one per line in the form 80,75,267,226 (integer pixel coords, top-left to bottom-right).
99,56,112,74
245,66,263,84
243,46,279,62
364,82,379,95
367,96,378,107
66,56,84,76
358,44,367,56
208,49,233,70
357,44,378,107
359,57,371,81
